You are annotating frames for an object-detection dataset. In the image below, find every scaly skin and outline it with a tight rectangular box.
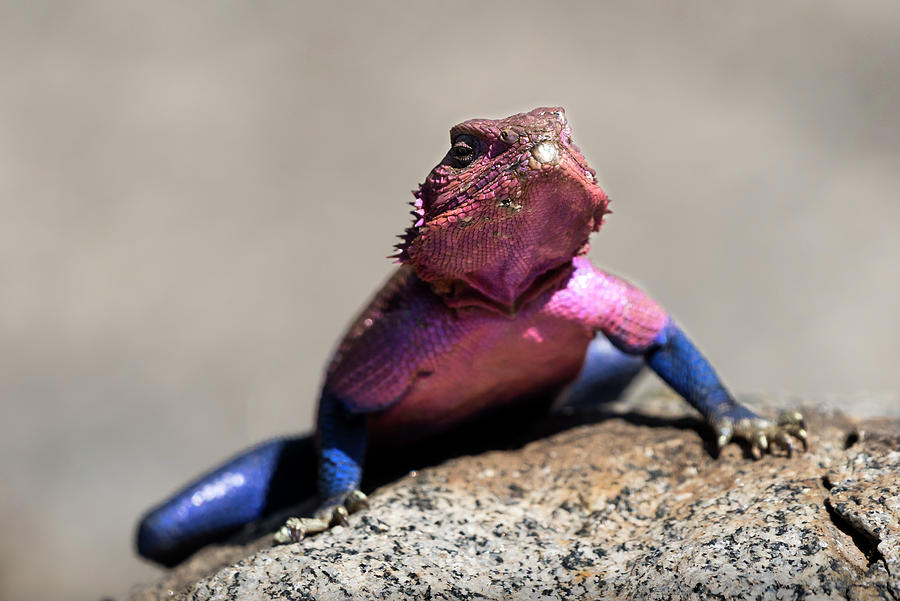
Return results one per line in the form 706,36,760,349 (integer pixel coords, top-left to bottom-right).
136,108,807,563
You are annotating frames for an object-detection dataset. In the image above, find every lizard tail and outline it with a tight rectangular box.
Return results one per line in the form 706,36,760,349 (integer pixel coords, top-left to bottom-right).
136,435,316,566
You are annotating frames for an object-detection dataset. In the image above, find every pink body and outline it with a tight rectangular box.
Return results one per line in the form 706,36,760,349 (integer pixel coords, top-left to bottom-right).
326,257,668,444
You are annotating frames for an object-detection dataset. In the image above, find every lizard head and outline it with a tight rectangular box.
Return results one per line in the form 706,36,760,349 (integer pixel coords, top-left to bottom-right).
394,107,609,310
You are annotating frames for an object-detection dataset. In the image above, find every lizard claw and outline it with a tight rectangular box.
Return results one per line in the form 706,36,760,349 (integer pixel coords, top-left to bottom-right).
273,490,369,544
274,515,331,544
331,505,350,528
712,406,808,459
344,489,369,513
716,424,733,451
776,410,808,452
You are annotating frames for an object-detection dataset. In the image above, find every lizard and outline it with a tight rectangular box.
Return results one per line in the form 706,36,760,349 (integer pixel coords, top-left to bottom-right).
136,107,807,566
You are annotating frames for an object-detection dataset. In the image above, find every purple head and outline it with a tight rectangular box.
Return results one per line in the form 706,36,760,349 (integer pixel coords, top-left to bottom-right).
395,107,610,309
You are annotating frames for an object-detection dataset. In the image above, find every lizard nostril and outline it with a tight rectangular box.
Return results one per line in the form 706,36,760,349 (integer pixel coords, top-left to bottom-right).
531,141,560,165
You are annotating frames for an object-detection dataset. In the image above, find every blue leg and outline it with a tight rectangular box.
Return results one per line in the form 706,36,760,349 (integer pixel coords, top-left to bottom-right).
560,332,645,408
274,392,368,543
316,391,367,501
136,435,315,566
644,320,750,422
645,319,807,454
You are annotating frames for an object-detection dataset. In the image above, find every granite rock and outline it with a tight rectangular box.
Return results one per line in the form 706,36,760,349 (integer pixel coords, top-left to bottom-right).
122,395,900,600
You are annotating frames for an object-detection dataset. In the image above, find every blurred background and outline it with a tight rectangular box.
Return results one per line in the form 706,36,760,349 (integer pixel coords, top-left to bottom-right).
1,1,898,599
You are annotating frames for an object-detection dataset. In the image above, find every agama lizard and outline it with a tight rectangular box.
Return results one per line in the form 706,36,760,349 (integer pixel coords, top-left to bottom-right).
137,107,807,566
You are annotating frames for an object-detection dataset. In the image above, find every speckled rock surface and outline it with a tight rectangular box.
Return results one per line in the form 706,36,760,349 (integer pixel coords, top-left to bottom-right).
122,395,900,601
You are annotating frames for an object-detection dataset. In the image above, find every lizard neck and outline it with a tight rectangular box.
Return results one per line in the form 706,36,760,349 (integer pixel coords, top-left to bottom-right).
427,260,576,317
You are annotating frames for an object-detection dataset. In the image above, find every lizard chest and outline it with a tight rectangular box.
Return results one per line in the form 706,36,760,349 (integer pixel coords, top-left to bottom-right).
364,302,595,442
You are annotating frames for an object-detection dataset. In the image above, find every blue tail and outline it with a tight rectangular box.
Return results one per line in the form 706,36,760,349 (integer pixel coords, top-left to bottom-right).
136,435,316,566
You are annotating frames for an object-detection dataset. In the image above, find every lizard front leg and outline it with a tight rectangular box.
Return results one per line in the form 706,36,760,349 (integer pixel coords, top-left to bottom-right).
582,264,807,457
274,392,369,543
645,320,807,457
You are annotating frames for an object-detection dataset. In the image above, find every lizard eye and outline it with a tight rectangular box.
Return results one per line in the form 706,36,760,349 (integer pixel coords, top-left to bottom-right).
449,134,479,168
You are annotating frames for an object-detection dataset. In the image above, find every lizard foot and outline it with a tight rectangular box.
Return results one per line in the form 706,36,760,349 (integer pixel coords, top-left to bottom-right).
713,407,808,459
273,490,369,544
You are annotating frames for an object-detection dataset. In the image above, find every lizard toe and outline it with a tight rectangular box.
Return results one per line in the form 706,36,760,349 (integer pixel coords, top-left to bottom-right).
715,422,734,451
776,410,808,451
331,505,350,528
274,515,331,544
273,489,369,545
344,490,369,513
